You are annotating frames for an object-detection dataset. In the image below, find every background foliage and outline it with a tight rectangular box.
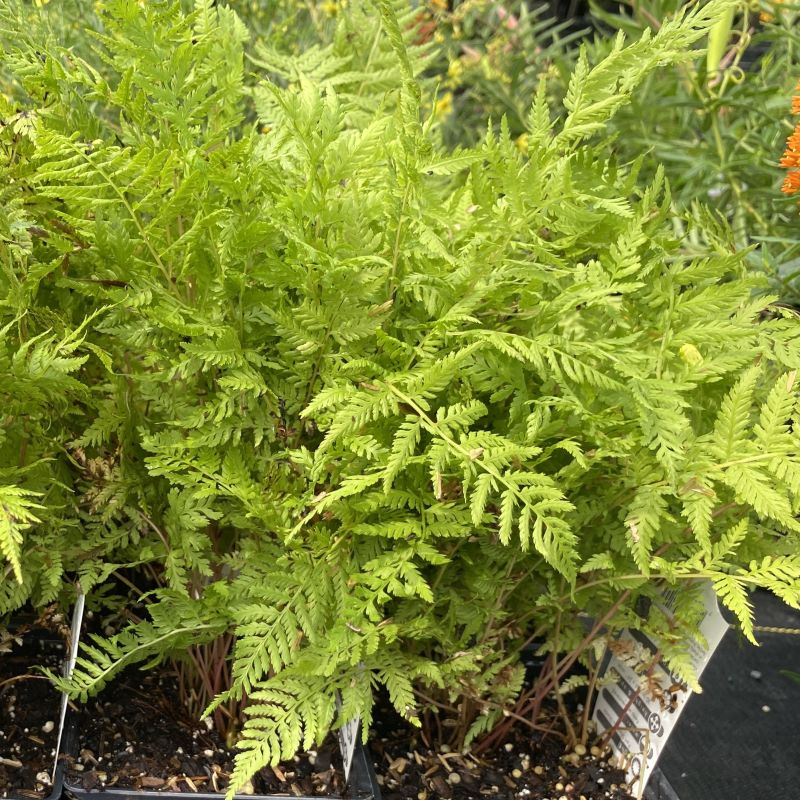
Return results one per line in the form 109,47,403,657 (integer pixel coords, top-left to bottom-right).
426,0,800,301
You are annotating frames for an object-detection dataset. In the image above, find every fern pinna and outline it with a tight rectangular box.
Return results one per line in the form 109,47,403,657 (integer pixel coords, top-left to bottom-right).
1,0,798,794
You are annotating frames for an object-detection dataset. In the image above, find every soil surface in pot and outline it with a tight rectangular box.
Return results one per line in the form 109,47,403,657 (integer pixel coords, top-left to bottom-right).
0,629,65,799
371,734,633,800
368,698,634,800
68,666,635,799
66,669,348,796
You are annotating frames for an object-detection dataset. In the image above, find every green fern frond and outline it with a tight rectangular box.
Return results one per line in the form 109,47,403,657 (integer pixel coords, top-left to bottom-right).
0,486,43,583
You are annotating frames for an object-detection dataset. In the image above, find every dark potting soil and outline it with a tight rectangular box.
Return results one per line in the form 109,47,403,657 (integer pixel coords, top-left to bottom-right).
0,631,65,799
368,701,635,800
66,669,348,796
68,665,636,800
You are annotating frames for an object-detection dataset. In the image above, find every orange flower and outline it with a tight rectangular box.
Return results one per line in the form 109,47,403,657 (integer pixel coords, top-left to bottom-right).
787,129,800,152
781,170,800,195
781,89,800,195
780,151,800,169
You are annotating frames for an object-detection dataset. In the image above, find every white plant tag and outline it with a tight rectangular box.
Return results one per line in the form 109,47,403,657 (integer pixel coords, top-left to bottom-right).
52,590,86,782
335,693,361,784
591,581,727,796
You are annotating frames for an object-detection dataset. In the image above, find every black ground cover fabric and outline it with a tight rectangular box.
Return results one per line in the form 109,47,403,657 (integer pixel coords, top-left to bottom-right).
647,590,800,799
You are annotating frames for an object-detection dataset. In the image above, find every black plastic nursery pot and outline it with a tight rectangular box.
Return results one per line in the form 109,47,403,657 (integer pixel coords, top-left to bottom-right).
0,621,71,800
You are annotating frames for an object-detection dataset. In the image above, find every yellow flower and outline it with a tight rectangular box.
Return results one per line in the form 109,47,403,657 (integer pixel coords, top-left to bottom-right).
760,0,785,23
434,91,453,118
447,59,463,80
33,0,51,6
679,344,704,367
446,59,463,89
515,133,528,155
321,0,338,16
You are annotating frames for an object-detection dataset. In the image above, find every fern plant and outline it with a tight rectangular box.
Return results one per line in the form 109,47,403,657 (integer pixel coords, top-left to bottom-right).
0,51,118,615
2,0,799,795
